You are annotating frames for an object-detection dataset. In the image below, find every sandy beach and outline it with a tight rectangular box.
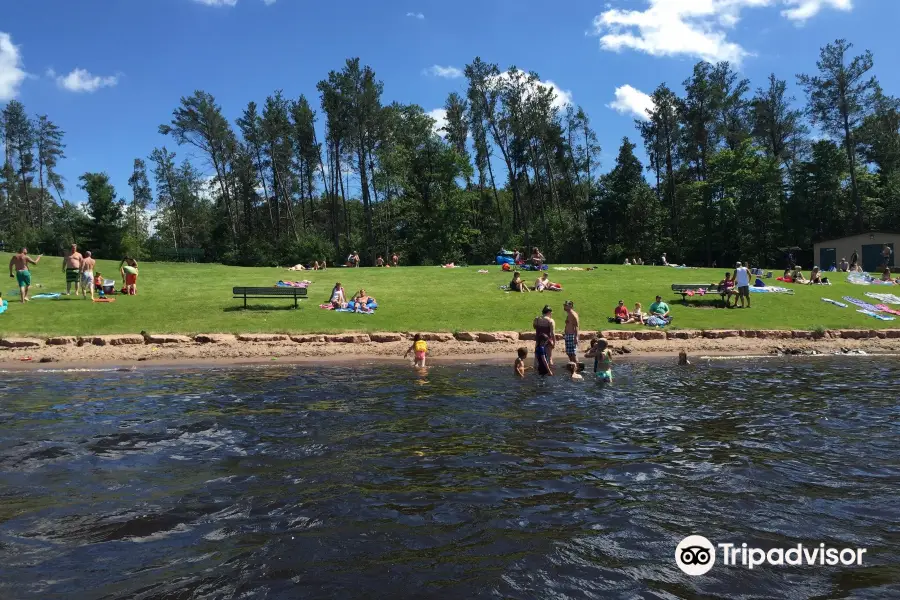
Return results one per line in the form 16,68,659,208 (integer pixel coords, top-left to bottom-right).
2,331,899,371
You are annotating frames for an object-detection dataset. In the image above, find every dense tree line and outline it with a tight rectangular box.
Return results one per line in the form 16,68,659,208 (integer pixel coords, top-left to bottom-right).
1,39,898,267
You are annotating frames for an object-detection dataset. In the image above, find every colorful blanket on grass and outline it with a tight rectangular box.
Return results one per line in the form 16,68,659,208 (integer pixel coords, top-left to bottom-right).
31,293,61,300
844,296,881,312
822,298,847,308
645,315,673,328
277,280,310,288
848,273,897,286
749,286,794,294
875,304,900,316
858,309,895,321
865,292,900,305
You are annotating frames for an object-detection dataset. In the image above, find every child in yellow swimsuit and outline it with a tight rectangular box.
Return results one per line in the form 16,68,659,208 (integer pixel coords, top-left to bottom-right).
404,334,428,367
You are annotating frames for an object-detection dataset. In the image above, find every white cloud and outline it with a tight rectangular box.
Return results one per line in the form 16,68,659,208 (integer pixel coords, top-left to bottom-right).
0,32,27,101
263,0,276,5
406,12,425,19
592,0,852,64
424,65,463,79
491,69,573,111
194,0,238,5
55,68,119,93
782,0,851,22
608,84,655,120
427,108,447,137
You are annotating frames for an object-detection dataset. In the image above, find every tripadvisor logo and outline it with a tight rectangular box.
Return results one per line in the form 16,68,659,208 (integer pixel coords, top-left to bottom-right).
675,535,867,575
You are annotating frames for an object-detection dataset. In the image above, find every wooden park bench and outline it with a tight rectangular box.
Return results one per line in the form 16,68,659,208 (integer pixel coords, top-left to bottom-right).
671,283,728,307
233,286,308,308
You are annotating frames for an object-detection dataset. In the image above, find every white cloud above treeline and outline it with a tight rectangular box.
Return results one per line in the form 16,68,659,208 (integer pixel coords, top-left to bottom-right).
406,12,425,20
608,84,654,120
0,32,26,100
592,0,853,65
50,68,119,93
427,108,447,137
424,65,463,79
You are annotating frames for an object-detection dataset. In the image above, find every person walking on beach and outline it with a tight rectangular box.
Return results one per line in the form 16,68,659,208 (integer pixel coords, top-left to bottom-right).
63,243,83,296
734,262,751,308
9,248,43,303
533,305,556,365
80,251,97,300
563,300,579,363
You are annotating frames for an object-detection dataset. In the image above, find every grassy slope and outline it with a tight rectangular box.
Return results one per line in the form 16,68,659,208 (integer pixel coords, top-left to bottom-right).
0,252,895,336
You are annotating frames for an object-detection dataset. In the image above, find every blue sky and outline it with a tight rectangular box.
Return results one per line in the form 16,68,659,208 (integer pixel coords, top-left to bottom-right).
2,0,898,205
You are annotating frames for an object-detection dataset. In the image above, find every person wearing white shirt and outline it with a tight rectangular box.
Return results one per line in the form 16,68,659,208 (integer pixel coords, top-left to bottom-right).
733,262,751,308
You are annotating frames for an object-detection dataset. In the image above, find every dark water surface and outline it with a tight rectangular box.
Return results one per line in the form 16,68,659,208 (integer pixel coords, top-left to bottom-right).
1,359,899,599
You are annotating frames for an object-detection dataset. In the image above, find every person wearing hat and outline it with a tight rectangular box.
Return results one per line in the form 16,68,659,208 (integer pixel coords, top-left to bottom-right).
533,305,556,366
733,261,751,308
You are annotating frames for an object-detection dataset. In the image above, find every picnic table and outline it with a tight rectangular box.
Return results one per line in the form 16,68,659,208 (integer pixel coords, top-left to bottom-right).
232,286,307,308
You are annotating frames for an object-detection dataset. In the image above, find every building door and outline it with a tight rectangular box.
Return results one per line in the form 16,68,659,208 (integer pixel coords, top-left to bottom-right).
819,247,836,270
861,244,893,272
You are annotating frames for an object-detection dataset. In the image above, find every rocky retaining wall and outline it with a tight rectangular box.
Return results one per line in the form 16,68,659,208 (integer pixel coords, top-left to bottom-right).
3,329,900,349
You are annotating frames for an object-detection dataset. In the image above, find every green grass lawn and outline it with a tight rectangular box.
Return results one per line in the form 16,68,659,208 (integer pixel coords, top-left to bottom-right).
1,252,896,336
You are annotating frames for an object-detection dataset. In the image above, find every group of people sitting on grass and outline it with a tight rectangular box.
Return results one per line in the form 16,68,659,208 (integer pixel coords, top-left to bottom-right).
509,271,561,293
778,267,830,285
327,282,377,311
612,295,671,324
507,247,546,267
623,257,645,265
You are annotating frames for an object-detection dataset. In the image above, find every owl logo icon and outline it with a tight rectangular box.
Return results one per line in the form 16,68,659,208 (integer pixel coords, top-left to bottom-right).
676,535,716,575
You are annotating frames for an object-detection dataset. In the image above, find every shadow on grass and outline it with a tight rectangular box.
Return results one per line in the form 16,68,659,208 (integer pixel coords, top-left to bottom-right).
224,304,299,313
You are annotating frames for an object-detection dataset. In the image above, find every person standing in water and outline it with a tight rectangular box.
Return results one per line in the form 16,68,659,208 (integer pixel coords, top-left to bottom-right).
404,333,428,367
535,333,553,377
586,338,613,382
9,247,43,303
80,251,97,300
62,243,83,296
563,300,579,364
533,305,556,366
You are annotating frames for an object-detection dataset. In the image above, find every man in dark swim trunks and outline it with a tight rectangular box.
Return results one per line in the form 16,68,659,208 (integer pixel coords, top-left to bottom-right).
62,243,83,296
563,300,579,363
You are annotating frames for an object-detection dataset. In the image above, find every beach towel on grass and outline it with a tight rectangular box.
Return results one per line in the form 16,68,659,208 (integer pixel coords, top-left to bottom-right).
875,304,900,316
31,293,60,300
844,296,881,312
750,286,794,294
277,280,310,288
858,309,895,321
822,298,847,308
645,315,672,328
865,292,900,305
319,303,334,310
0,299,7,314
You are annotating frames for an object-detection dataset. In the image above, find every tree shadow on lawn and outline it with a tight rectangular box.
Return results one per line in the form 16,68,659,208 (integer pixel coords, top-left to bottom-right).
223,305,299,313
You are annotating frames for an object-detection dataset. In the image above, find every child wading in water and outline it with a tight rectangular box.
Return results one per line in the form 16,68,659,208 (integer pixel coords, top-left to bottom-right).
535,333,553,377
567,362,583,381
404,334,428,367
586,338,613,382
514,347,528,378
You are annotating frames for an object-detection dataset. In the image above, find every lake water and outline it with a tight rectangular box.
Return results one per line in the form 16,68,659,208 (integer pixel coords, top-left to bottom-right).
1,359,898,599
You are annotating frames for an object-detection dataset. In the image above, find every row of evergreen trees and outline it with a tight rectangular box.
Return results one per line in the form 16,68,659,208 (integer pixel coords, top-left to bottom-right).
1,39,897,267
